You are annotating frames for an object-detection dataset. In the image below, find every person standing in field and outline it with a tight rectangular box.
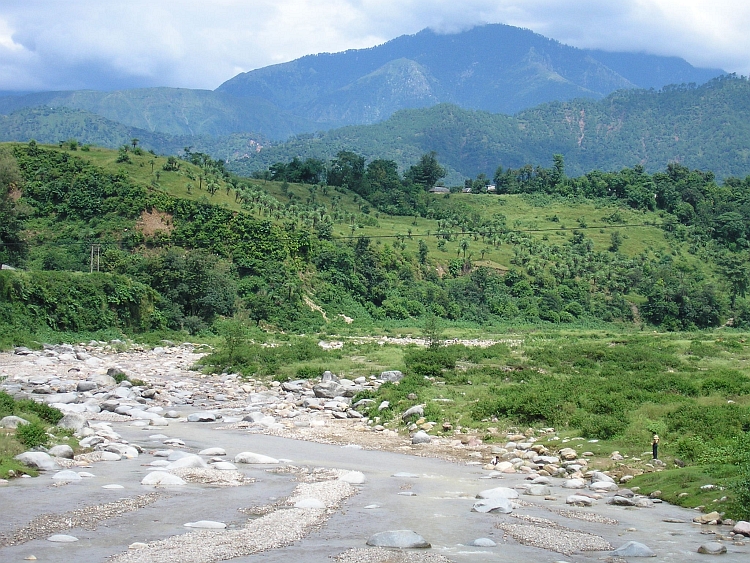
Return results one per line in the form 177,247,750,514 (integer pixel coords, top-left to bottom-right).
652,434,659,459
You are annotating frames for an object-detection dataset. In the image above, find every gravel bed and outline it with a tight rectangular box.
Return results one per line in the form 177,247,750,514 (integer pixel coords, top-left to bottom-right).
86,412,133,422
170,468,253,486
0,493,160,547
496,522,613,555
109,477,356,563
548,507,619,525
334,547,454,563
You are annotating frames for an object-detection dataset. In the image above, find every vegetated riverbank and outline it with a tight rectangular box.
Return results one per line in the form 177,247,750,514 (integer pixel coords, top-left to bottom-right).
2,328,749,521
1,337,749,563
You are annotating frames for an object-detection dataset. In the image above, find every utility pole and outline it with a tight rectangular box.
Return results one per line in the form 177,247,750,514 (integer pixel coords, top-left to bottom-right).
90,244,101,273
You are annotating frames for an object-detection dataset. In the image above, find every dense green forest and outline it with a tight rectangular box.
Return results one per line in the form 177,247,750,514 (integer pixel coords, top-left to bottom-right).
230,75,750,182
1,140,750,341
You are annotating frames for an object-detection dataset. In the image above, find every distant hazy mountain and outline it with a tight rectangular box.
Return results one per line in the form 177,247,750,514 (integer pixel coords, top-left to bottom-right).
0,106,267,161
0,24,722,143
226,76,750,182
217,24,723,126
0,88,311,140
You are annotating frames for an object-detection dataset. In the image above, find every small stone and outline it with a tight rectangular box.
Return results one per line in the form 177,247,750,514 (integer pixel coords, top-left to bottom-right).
612,541,655,557
128,542,148,550
184,521,227,529
294,498,326,509
470,538,497,547
366,530,430,549
52,470,82,481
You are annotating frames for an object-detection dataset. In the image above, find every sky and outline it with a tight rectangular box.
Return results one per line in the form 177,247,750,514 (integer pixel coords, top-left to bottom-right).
0,0,747,92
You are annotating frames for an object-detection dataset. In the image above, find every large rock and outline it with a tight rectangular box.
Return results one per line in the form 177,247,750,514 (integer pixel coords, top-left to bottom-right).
524,485,551,496
76,381,98,392
141,472,186,486
366,530,431,549
591,471,615,483
612,541,656,557
379,370,404,382
469,538,497,547
0,415,29,428
476,487,519,500
167,455,208,470
732,521,750,536
590,481,619,492
57,413,87,431
472,498,513,514
234,452,279,464
184,521,226,529
313,381,346,399
411,431,432,444
562,478,586,489
607,496,636,506
697,542,727,555
339,471,366,484
694,511,723,525
402,404,425,420
91,373,117,387
566,495,594,506
199,447,226,456
186,412,217,422
49,445,74,459
15,452,59,471
52,470,82,481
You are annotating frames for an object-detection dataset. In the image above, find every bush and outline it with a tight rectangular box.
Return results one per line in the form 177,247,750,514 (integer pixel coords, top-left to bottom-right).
16,421,49,448
296,366,323,379
571,411,627,439
731,468,750,521
0,392,63,424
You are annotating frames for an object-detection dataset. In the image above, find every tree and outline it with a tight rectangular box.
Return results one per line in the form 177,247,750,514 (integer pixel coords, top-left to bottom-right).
0,148,26,266
460,239,469,259
422,314,443,348
716,251,750,309
418,240,429,264
609,231,623,252
327,151,366,194
131,138,139,150
406,152,446,189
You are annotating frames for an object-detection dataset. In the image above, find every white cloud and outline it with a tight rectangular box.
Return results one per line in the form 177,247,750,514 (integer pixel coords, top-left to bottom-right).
0,0,746,92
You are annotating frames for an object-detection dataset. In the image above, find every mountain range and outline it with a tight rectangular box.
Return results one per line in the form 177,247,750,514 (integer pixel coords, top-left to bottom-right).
0,23,722,142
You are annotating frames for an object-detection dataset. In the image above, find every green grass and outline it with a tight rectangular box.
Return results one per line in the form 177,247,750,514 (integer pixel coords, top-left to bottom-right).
36,144,679,277
198,327,750,518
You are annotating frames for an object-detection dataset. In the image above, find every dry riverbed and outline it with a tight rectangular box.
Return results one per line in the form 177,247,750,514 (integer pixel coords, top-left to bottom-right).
1,342,749,563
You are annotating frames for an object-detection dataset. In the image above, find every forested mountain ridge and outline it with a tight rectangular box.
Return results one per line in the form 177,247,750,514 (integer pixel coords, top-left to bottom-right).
217,24,722,125
230,75,750,181
0,24,722,143
0,88,309,141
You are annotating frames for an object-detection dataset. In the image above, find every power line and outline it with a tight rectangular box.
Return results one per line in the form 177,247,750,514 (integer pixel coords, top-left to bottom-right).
0,222,660,247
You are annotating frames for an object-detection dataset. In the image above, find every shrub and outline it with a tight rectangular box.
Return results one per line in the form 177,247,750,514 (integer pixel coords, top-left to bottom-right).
296,366,322,379
16,421,49,448
571,412,627,440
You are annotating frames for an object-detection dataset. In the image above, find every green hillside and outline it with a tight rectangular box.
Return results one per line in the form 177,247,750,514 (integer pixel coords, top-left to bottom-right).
230,75,750,181
2,140,749,338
